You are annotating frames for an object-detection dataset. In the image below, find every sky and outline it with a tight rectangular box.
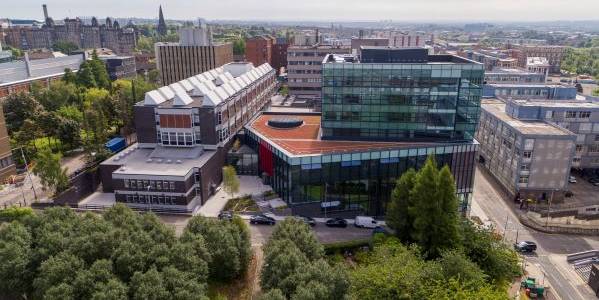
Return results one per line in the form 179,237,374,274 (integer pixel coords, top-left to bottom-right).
6,0,599,22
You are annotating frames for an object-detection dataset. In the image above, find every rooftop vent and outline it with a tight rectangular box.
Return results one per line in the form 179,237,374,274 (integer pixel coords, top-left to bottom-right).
166,159,172,164
267,117,304,129
176,160,182,164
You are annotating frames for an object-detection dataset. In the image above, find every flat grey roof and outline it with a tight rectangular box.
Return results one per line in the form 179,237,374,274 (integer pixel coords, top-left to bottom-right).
511,99,599,109
101,144,216,177
0,55,84,85
482,99,574,136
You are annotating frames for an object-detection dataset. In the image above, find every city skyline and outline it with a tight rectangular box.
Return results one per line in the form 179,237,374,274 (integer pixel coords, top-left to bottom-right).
6,0,599,22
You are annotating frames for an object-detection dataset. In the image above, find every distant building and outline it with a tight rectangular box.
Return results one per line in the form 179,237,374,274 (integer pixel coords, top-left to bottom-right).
99,62,277,212
485,68,546,84
526,57,550,79
2,5,136,54
293,30,322,46
505,98,599,170
389,32,426,48
514,45,566,74
99,56,137,80
350,38,388,58
157,5,167,36
155,26,233,85
0,53,84,98
483,83,577,100
286,45,350,102
459,49,517,71
476,99,575,202
245,35,274,68
271,37,289,74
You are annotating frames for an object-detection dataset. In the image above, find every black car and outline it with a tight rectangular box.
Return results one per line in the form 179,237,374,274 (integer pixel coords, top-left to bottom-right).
218,211,233,221
325,218,348,228
296,215,316,227
250,214,276,225
514,241,537,253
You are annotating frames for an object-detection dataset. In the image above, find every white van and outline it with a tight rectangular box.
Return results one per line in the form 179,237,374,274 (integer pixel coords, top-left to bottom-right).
354,216,378,228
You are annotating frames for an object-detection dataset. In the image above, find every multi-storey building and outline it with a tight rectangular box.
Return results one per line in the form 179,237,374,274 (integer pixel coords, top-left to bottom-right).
245,35,274,69
244,48,484,217
526,57,550,78
155,27,233,85
459,49,518,71
514,45,566,74
271,37,289,74
2,5,136,54
287,45,350,100
99,62,277,212
505,98,599,170
389,32,426,48
350,38,389,58
484,68,546,84
483,83,577,100
476,99,576,202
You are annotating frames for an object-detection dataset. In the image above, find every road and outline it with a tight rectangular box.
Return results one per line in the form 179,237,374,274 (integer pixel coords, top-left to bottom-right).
473,166,599,300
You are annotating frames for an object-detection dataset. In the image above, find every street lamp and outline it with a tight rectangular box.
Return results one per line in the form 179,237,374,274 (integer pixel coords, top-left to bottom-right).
545,189,556,228
147,185,152,212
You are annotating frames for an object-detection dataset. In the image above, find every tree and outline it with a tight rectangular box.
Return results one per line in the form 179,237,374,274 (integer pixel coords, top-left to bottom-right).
52,41,79,54
183,216,250,282
77,61,97,88
2,92,42,133
386,168,416,243
32,148,69,194
36,81,80,111
260,289,286,300
63,68,77,84
268,218,323,261
57,117,82,149
233,38,246,55
410,156,460,258
90,50,111,89
0,222,34,296
261,239,310,296
222,165,240,198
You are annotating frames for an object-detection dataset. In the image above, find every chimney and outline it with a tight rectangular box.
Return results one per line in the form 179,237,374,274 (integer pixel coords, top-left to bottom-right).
24,52,32,77
42,4,49,25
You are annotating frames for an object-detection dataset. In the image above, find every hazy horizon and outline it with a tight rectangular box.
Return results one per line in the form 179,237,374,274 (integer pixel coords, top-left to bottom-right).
6,0,599,23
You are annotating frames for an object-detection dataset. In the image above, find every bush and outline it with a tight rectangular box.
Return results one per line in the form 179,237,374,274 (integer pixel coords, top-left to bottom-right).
0,206,34,222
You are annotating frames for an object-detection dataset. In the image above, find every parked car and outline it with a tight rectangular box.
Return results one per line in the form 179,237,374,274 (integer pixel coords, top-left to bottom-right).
569,176,577,183
372,226,391,236
514,241,537,253
325,218,348,228
354,216,379,229
295,215,316,227
588,177,599,184
250,214,276,225
218,211,233,221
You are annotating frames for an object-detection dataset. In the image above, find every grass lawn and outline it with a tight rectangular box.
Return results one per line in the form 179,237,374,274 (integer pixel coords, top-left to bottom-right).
224,196,260,213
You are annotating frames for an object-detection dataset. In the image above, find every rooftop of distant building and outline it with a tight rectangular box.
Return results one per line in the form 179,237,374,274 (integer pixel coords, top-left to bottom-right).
247,113,459,157
509,98,599,109
481,99,574,136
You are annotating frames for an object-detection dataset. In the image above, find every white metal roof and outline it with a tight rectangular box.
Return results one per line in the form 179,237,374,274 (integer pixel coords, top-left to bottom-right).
158,86,175,100
144,90,166,105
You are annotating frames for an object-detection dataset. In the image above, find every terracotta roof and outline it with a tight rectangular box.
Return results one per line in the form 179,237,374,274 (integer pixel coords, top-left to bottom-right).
249,114,436,156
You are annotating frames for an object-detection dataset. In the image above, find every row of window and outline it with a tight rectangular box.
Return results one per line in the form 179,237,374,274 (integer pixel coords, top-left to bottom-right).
0,157,13,169
159,131,198,146
124,194,178,205
565,111,592,119
123,179,176,191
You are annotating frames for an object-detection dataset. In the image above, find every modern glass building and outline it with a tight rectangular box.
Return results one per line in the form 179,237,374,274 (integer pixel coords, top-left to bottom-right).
244,48,484,217
321,48,484,142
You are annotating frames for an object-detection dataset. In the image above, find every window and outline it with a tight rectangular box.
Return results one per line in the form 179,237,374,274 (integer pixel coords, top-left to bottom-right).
576,145,584,152
523,151,532,158
156,181,162,190
579,111,591,119
124,179,129,188
565,111,577,119
589,144,599,153
301,163,322,170
595,135,599,142
520,164,530,171
130,180,137,189
169,182,176,191
380,157,400,164
580,123,592,132
518,176,529,183
341,160,361,167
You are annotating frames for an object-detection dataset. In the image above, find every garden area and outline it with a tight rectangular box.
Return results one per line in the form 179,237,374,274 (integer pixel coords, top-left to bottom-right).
224,195,260,213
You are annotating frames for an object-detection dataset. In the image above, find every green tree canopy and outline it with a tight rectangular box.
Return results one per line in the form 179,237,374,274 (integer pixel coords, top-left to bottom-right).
32,148,69,194
222,165,240,198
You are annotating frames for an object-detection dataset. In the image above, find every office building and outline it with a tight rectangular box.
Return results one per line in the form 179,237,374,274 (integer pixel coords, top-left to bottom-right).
476,99,575,202
155,26,233,85
514,45,566,74
287,45,350,101
245,35,274,69
350,38,389,58
483,83,577,100
2,6,136,54
485,68,546,84
244,48,484,217
505,98,599,170
0,53,84,98
459,49,518,71
99,62,277,212
389,32,426,48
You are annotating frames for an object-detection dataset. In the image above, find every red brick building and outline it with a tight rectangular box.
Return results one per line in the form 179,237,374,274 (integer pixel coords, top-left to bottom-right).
271,38,290,74
245,35,274,69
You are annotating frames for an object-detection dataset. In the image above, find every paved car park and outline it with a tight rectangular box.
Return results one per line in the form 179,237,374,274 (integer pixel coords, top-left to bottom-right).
248,220,374,246
565,172,599,207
